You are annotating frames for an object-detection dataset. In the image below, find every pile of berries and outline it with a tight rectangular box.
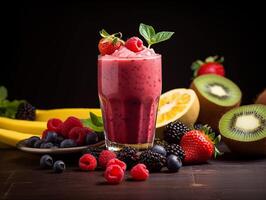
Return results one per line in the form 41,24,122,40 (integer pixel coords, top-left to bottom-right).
163,121,221,164
24,116,99,149
79,149,149,184
36,120,220,184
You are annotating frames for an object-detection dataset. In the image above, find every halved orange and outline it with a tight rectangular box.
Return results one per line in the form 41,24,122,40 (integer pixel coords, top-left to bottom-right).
156,88,200,128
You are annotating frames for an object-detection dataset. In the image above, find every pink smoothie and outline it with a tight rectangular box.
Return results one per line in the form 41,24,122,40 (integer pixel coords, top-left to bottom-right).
98,47,162,148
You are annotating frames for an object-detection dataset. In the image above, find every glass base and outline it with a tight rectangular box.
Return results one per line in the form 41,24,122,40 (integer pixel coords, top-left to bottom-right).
105,139,153,152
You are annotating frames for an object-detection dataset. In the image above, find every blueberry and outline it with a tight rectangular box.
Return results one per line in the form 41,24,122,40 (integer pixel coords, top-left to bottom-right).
45,131,58,143
40,154,53,169
25,136,40,147
151,145,167,156
53,160,65,173
33,139,45,148
60,139,77,148
40,142,54,148
56,135,65,144
85,132,99,145
167,155,182,172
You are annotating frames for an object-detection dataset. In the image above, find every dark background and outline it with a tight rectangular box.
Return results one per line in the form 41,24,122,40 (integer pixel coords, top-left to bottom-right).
1,1,265,109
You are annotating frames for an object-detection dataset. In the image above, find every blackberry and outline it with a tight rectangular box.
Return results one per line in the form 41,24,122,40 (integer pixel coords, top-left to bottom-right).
164,121,190,144
139,150,166,172
117,147,139,169
15,102,36,120
165,144,185,161
82,146,105,159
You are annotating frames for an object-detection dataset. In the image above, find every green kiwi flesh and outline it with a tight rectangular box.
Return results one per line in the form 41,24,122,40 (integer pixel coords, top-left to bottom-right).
193,74,241,106
219,104,266,155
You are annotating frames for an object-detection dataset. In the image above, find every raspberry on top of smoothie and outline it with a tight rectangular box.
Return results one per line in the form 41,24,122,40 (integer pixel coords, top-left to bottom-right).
98,23,174,56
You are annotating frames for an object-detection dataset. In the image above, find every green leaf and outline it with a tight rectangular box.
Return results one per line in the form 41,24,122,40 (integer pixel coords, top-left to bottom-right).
99,29,110,38
217,56,224,63
139,23,156,45
90,112,103,127
209,132,215,141
213,135,221,145
205,56,218,63
0,86,8,101
151,31,174,45
214,146,223,158
82,119,104,132
139,23,174,48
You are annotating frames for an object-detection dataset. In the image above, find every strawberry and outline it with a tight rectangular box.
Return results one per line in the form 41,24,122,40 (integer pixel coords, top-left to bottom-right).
191,56,225,77
98,29,125,55
180,128,221,164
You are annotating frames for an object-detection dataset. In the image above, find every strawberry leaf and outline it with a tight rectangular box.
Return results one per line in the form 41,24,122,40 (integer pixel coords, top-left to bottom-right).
205,56,218,63
214,146,223,158
213,135,221,145
191,60,204,77
217,56,224,63
99,29,110,38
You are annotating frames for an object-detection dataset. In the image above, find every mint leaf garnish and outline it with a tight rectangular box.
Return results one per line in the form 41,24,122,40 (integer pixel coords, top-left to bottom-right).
82,112,104,132
90,112,103,127
139,23,174,48
0,86,8,101
139,23,155,45
82,118,104,132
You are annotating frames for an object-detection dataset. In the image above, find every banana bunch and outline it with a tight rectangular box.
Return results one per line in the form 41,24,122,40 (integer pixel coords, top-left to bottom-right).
0,108,101,148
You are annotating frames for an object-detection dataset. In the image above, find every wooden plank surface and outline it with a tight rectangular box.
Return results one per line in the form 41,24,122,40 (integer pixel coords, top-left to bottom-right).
0,148,266,200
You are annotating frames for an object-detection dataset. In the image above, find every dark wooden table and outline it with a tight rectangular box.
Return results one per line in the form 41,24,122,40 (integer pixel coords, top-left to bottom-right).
1,146,266,200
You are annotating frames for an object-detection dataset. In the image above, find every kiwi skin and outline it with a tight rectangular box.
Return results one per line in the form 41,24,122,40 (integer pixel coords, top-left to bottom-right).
190,83,241,131
221,136,266,156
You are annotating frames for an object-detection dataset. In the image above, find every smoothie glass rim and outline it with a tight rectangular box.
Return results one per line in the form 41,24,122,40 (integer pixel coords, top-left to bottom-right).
98,54,161,60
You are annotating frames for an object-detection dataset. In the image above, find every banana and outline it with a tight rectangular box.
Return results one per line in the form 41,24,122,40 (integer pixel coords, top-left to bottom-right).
0,128,37,147
0,117,46,135
36,108,101,121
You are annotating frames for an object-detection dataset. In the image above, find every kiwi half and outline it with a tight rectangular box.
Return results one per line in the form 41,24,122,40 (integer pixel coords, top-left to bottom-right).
191,74,242,130
219,104,266,155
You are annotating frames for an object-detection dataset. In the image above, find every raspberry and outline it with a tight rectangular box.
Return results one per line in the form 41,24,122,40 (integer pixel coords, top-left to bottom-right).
61,116,83,138
104,164,124,184
79,154,97,171
47,118,63,133
125,37,144,52
41,129,49,139
68,127,88,146
106,158,127,172
98,150,117,169
130,164,149,181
